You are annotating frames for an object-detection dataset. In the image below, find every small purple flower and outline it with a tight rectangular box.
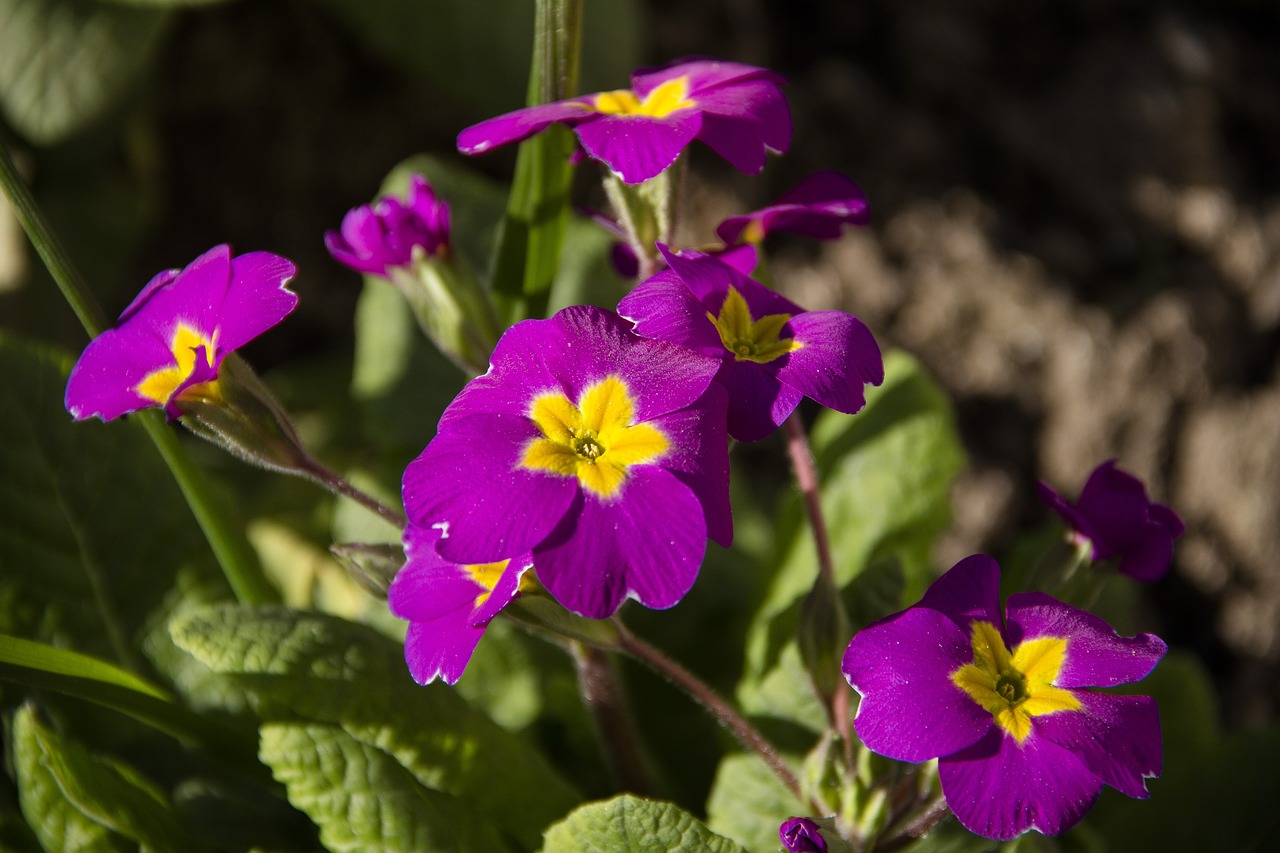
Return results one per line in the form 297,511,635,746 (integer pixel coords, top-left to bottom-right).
717,171,870,245
1037,460,1185,582
843,555,1166,841
65,245,297,422
457,59,791,184
779,816,828,852
324,174,451,276
388,523,531,685
618,247,883,442
402,305,732,618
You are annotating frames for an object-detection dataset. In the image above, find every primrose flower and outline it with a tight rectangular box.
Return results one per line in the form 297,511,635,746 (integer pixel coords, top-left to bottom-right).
843,555,1165,840
716,171,870,245
65,245,297,422
779,817,828,852
618,247,883,442
324,174,450,276
457,59,790,184
1037,460,1184,582
388,523,531,685
402,305,731,618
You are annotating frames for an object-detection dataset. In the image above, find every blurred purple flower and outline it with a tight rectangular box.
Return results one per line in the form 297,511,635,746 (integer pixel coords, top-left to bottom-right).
402,305,731,618
717,171,870,245
843,555,1165,840
458,59,790,184
779,816,828,852
618,247,882,441
324,174,451,276
1037,460,1185,581
65,245,297,422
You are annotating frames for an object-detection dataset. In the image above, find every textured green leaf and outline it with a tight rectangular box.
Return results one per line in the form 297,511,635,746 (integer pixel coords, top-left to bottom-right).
705,752,805,852
0,0,169,145
170,604,579,848
0,337,218,668
260,722,510,852
13,706,196,852
543,794,748,853
738,351,966,727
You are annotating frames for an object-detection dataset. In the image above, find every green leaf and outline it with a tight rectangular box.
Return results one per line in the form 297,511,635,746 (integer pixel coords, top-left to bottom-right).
0,336,221,668
0,634,169,700
170,604,580,849
705,752,805,852
543,794,748,853
13,706,198,852
0,0,169,145
259,722,510,852
738,351,966,728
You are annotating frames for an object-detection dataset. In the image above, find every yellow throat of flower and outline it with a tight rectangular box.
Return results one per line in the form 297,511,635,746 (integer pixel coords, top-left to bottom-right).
951,621,1081,744
520,375,668,499
135,323,220,405
593,76,696,118
708,286,802,364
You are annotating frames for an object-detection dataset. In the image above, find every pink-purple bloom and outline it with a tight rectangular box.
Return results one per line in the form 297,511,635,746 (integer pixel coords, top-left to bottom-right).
843,555,1165,840
401,305,731,618
716,171,870,245
457,59,790,184
65,245,297,422
324,174,451,276
618,246,883,442
779,817,828,852
388,523,530,685
1037,460,1185,582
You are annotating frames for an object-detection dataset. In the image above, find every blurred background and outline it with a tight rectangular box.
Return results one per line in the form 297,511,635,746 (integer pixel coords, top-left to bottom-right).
2,0,1278,832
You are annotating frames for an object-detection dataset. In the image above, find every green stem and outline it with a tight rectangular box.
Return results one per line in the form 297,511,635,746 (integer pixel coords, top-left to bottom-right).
0,135,277,605
571,643,653,795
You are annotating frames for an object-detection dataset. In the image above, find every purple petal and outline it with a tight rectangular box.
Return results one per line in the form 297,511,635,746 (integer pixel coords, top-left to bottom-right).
661,246,803,317
402,413,577,564
715,360,803,442
457,99,596,155
716,243,759,274
649,384,732,547
402,618,484,685
632,59,783,99
533,466,706,617
575,112,702,184
771,310,883,415
1005,592,1167,688
717,172,870,245
779,817,827,853
65,324,175,421
939,727,1102,840
1034,693,1162,799
1035,480,1096,547
138,245,233,337
1116,504,1184,581
843,606,993,763
693,77,792,153
391,523,487,620
915,554,1004,634
215,251,299,352
617,270,726,358
165,345,219,420
694,113,773,175
119,268,179,322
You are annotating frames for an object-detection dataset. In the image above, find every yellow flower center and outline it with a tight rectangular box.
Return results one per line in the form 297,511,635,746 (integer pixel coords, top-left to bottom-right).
465,560,536,610
951,621,1081,744
707,286,802,364
520,375,669,499
592,76,696,118
135,323,220,405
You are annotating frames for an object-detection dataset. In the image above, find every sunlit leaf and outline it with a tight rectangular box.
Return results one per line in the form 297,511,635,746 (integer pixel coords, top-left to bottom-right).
544,794,748,853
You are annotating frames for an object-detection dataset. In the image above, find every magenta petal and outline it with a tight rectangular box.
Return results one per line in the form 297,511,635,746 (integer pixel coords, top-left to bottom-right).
1034,693,1162,799
843,607,992,763
216,251,299,351
694,113,772,174
533,467,706,617
717,172,870,244
632,59,779,98
771,310,883,415
401,619,484,686
649,384,733,547
119,268,179,322
64,325,174,421
693,78,792,153
617,271,726,358
939,728,1102,840
575,112,702,184
915,554,1004,633
715,360,803,442
662,246,803,317
141,245,232,335
402,413,577,564
716,243,759,274
1005,592,1167,688
457,99,595,155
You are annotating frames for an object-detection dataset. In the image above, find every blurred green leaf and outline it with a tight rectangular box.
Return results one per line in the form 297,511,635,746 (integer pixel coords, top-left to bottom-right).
705,753,805,853
0,634,169,700
170,603,580,848
13,706,199,852
738,351,966,728
0,0,169,145
544,794,748,853
260,722,510,852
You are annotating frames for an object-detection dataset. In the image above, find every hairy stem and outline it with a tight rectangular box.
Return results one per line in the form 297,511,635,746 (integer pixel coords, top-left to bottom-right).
571,643,653,795
784,412,835,587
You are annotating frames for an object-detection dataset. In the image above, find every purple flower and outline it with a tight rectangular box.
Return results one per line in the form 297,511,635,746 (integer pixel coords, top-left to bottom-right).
779,817,828,852
1037,460,1185,582
618,247,883,442
388,523,531,685
65,245,297,422
843,555,1165,841
457,59,790,184
402,305,732,618
325,174,450,276
716,171,870,245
